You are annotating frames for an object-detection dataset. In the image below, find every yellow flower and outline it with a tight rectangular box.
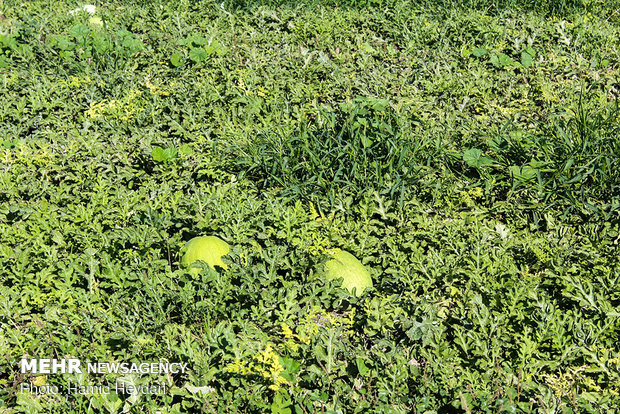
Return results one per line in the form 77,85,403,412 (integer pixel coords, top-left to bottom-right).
225,344,289,391
32,376,47,386
145,78,171,96
85,89,144,121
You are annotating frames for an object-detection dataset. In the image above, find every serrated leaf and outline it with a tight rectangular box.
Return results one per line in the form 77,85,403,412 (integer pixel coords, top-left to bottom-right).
472,47,489,57
509,165,538,182
190,35,207,46
495,223,510,240
370,98,389,111
16,392,44,410
92,34,110,53
521,51,533,68
69,24,90,39
499,53,514,66
525,46,536,57
151,146,165,162
280,356,301,381
163,147,177,160
356,358,370,376
122,37,142,53
1,35,19,51
463,148,494,168
189,47,207,63
361,135,373,148
170,52,183,67
490,54,499,66
179,143,193,155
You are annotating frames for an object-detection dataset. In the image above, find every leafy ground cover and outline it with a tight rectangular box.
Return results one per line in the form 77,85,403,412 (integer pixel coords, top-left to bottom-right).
1,0,619,412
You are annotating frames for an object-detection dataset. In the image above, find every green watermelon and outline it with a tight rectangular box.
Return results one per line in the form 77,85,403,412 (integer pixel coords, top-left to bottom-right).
181,236,230,274
320,249,372,296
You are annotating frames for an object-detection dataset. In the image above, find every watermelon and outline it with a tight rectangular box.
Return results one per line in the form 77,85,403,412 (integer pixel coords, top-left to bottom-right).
181,236,230,274
320,249,372,296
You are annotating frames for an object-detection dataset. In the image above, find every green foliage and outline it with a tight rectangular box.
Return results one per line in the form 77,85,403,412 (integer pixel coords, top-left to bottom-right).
229,97,424,205
151,146,178,163
48,24,142,69
1,0,619,412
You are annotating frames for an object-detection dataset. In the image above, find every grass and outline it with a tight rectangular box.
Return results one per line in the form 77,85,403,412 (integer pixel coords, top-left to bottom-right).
1,0,619,412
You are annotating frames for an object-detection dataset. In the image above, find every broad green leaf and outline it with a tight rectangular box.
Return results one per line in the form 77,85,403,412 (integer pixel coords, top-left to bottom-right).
92,33,110,53
151,146,165,162
205,40,227,56
361,135,373,148
463,148,494,168
189,47,207,63
122,37,143,53
279,356,301,381
473,48,488,57
521,51,533,68
179,143,193,155
170,52,183,67
163,147,178,160
356,358,371,376
189,35,207,46
1,35,19,51
525,46,536,57
69,24,90,39
52,35,75,51
510,165,538,182
370,98,389,111
499,53,514,66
